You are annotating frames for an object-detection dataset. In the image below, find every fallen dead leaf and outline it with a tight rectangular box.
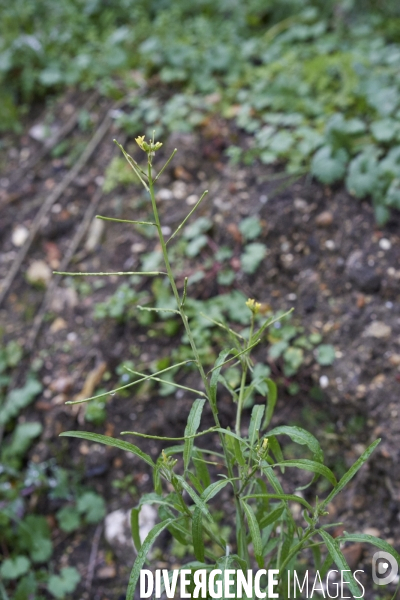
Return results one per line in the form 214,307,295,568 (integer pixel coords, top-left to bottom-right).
342,543,363,570
72,362,107,417
50,317,68,333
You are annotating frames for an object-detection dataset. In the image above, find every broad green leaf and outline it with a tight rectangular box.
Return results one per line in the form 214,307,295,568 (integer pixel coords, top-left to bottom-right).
380,147,400,177
1,421,42,464
311,145,348,185
266,426,324,463
47,567,81,599
183,217,212,239
371,119,398,142
268,340,288,360
59,431,155,467
0,378,42,425
239,215,262,241
56,506,80,533
241,500,263,567
322,438,380,507
126,518,175,600
186,234,208,257
385,178,400,210
374,203,390,226
283,346,303,376
318,531,363,598
0,556,30,580
14,572,38,600
248,404,265,447
184,399,206,471
241,243,267,275
346,152,380,199
315,344,336,366
192,507,205,562
17,515,52,563
77,491,106,523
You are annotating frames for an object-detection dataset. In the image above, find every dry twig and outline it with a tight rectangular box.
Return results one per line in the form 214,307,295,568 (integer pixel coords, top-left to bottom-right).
0,104,117,308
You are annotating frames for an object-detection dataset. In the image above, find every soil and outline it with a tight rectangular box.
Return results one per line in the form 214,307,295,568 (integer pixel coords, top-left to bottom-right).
1,89,400,599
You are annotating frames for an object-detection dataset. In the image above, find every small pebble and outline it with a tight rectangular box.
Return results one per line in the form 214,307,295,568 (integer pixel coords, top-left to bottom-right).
186,194,198,205
156,188,173,201
26,260,52,286
325,240,335,250
319,375,329,389
364,321,392,339
294,198,308,211
316,211,333,227
12,225,29,247
379,238,391,250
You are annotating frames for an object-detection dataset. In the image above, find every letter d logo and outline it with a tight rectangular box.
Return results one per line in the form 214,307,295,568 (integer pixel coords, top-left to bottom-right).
372,551,398,586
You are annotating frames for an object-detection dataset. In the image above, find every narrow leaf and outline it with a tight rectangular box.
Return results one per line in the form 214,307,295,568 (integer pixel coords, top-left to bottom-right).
175,476,212,520
274,459,336,486
338,533,400,564
266,425,324,463
258,504,285,530
322,439,380,507
184,399,206,471
192,508,205,563
130,508,141,553
193,451,211,489
126,518,175,600
201,479,231,504
263,378,277,428
248,405,265,447
242,501,263,567
210,350,232,411
233,437,247,467
318,530,363,598
59,432,155,467
242,494,313,515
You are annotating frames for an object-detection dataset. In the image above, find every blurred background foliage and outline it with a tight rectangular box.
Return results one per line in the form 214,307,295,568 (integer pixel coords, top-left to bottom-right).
2,0,400,217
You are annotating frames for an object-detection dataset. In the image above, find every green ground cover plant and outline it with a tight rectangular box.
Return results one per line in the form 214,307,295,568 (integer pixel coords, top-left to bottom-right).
3,1,400,222
58,136,399,599
0,344,107,599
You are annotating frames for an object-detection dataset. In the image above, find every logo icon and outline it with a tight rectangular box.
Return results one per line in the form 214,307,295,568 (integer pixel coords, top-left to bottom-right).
372,551,398,585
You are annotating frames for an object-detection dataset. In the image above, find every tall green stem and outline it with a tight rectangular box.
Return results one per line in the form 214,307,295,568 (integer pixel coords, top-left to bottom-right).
147,157,250,565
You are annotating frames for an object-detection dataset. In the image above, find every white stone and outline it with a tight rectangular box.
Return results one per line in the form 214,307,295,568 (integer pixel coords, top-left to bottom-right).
363,321,392,339
26,260,52,286
12,225,29,247
104,504,157,557
29,123,58,143
156,188,174,201
85,218,105,252
379,238,391,251
319,375,329,389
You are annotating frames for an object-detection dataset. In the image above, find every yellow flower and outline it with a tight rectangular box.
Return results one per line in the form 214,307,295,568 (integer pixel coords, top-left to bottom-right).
135,135,162,153
135,135,146,150
246,298,261,314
